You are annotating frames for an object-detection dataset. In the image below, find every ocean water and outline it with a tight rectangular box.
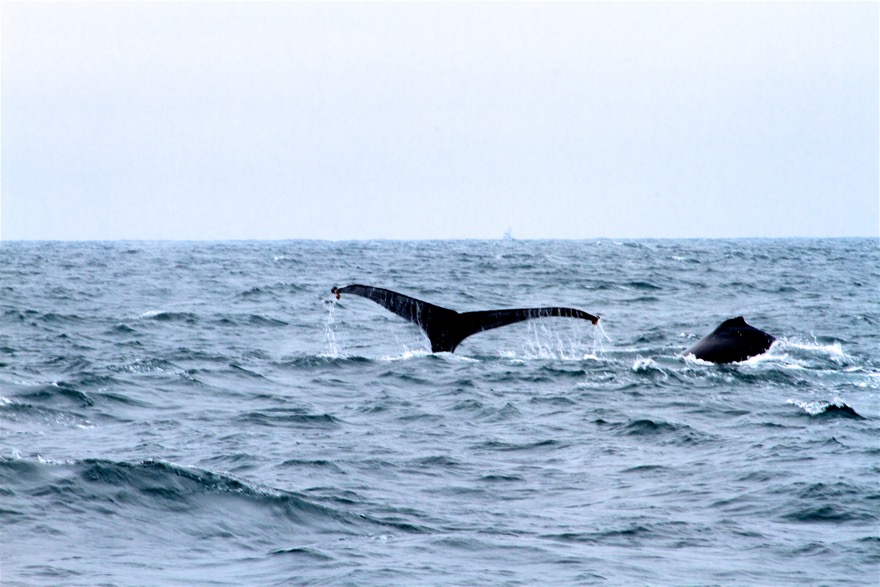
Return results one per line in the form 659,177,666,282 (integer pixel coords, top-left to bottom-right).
1,238,878,586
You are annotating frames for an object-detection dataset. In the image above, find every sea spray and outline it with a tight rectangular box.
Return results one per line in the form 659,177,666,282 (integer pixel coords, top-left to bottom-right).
323,298,342,357
520,318,607,360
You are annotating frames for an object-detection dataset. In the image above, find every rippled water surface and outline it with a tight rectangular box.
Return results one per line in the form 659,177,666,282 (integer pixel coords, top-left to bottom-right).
2,239,878,585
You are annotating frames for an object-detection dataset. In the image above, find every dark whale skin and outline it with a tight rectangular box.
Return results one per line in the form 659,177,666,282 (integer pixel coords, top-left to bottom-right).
686,317,775,364
332,284,598,353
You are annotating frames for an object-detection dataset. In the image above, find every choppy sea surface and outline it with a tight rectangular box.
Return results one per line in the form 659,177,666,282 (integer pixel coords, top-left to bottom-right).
1,238,878,586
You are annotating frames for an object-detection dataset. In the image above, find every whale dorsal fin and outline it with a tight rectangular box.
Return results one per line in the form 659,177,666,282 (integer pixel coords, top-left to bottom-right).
688,317,776,363
716,316,748,330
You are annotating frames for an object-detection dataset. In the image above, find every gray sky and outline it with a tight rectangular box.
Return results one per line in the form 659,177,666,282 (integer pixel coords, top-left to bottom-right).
2,2,878,240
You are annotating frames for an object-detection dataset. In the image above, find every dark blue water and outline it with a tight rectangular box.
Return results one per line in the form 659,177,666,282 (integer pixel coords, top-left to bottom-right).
2,239,878,585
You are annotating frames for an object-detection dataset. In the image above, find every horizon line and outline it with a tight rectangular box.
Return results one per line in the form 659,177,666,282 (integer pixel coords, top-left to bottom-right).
2,235,877,244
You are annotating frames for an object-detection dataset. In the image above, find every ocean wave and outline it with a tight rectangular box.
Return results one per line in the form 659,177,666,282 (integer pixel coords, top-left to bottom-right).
0,456,421,535
542,523,659,546
1,309,87,326
4,374,147,412
238,282,305,298
754,338,857,367
246,314,289,327
211,312,291,327
281,353,376,368
234,409,342,428
111,322,139,334
228,363,266,379
595,417,710,445
279,458,345,473
625,280,662,290
779,481,878,523
632,356,662,373
786,399,865,420
107,356,179,374
0,396,94,429
138,310,199,323
14,381,96,407
473,438,564,452
269,545,335,560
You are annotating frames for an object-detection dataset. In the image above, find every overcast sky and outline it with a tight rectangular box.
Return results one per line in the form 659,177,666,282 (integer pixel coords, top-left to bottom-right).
2,2,877,240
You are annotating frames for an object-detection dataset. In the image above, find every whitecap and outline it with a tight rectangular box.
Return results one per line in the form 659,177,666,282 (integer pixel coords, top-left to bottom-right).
785,398,824,415
380,348,433,362
138,309,165,320
774,337,852,364
632,356,661,372
682,352,714,366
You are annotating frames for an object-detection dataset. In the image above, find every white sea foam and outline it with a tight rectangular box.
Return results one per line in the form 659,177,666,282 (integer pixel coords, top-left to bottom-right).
775,337,851,363
682,352,714,366
632,356,660,372
381,348,433,362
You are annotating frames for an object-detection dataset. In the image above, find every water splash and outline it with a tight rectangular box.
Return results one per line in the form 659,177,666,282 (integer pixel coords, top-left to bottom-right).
733,338,863,373
521,321,569,359
774,337,852,365
519,319,607,360
593,320,612,351
323,298,342,358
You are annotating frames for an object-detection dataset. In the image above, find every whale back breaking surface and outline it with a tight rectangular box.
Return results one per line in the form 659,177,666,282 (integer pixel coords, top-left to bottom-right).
686,316,776,364
332,284,598,353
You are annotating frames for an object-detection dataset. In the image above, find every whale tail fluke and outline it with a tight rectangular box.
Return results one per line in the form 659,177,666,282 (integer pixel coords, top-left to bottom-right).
331,284,599,353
